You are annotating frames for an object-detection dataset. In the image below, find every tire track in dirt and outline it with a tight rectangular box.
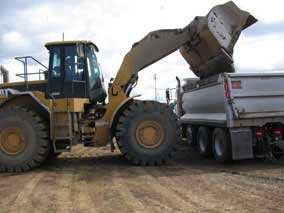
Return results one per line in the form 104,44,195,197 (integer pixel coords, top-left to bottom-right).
83,164,106,212
70,165,97,213
217,174,284,211
177,162,284,198
160,165,283,212
0,173,37,213
110,167,151,212
215,173,284,212
121,166,208,212
28,170,59,212
145,166,230,212
8,172,45,212
150,165,254,212
54,167,75,212
91,166,135,213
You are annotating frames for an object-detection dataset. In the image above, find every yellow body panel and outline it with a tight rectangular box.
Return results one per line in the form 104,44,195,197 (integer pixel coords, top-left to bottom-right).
0,80,47,87
45,40,99,52
93,85,128,146
52,98,89,112
31,91,89,112
0,95,6,104
45,40,96,46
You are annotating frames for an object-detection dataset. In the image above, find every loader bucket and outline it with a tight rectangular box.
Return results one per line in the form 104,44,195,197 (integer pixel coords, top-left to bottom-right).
180,1,257,78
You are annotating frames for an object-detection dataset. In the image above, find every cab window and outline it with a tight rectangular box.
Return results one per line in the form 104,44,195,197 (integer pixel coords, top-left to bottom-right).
86,45,100,89
64,45,84,81
51,46,61,78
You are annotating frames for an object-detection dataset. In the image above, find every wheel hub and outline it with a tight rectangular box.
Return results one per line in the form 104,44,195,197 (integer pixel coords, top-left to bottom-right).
136,120,165,148
0,127,27,155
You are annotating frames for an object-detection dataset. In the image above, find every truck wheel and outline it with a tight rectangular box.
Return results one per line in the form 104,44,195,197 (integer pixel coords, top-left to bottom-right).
212,128,232,163
197,127,212,157
0,107,50,172
115,101,179,166
186,126,198,147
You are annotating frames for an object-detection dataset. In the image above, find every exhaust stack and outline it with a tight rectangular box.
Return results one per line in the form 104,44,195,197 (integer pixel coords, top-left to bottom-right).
0,65,9,83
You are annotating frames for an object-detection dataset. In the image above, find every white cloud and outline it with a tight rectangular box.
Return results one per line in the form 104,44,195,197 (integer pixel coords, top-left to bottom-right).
2,31,29,49
234,32,284,70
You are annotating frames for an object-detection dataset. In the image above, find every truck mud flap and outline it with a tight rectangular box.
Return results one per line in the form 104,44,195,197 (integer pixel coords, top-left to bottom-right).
230,128,253,160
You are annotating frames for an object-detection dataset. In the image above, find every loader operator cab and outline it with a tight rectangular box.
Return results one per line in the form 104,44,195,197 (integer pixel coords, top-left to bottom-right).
45,41,107,103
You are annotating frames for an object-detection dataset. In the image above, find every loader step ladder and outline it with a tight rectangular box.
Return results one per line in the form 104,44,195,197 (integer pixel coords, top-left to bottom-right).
52,99,73,153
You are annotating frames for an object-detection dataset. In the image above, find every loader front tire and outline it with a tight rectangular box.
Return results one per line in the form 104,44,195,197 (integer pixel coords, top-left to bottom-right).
115,101,179,166
0,107,50,172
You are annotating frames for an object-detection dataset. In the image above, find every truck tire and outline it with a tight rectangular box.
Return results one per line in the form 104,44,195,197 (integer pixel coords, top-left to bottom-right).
197,127,212,157
212,128,232,163
115,101,179,166
186,126,198,147
0,107,50,172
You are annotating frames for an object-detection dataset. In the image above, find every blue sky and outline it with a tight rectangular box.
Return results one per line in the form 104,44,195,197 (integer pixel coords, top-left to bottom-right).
1,0,284,101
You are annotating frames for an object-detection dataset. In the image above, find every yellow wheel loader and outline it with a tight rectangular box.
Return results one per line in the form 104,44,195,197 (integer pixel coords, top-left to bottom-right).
0,1,256,172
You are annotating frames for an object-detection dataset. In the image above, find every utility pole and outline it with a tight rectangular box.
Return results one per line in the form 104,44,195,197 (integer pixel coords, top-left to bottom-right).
62,32,65,41
154,74,157,101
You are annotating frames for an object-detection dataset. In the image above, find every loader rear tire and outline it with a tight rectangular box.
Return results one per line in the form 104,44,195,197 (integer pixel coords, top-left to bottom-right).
115,101,179,166
0,107,50,172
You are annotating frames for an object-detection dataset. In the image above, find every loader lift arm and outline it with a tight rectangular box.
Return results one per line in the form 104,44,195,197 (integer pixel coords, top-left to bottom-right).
111,1,257,97
113,29,191,90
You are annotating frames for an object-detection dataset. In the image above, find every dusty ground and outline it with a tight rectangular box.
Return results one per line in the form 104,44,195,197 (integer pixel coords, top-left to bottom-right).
1,143,284,213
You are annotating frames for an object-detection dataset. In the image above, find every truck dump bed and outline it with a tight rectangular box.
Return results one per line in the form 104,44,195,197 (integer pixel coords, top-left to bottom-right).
228,73,284,119
180,72,284,127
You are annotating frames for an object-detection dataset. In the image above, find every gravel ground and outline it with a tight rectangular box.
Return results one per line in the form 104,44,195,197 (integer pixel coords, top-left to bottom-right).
1,143,284,213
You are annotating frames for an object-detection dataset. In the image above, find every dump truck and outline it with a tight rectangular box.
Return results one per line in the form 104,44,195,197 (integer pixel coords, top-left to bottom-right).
177,73,284,162
0,1,254,172
176,5,284,162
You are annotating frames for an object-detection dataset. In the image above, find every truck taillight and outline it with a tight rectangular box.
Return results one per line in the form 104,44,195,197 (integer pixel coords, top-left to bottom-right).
224,80,230,99
274,130,281,135
256,131,263,136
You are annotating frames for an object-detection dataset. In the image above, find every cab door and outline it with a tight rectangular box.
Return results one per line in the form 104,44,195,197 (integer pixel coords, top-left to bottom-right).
46,46,65,99
46,44,88,99
62,45,87,98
